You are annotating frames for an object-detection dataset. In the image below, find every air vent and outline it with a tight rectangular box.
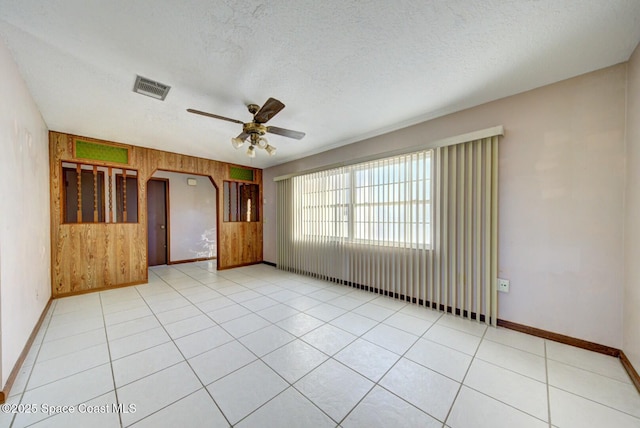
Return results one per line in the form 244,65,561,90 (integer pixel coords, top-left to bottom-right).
133,75,171,101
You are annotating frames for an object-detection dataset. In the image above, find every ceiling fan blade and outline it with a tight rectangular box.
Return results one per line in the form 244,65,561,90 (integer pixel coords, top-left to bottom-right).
186,109,244,124
253,98,285,123
267,126,306,140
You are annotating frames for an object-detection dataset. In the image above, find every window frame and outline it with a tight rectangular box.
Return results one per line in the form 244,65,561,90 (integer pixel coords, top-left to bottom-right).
223,181,260,222
61,161,139,224
294,150,432,249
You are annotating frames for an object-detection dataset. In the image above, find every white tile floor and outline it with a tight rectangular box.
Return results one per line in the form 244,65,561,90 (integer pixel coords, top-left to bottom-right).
2,261,640,427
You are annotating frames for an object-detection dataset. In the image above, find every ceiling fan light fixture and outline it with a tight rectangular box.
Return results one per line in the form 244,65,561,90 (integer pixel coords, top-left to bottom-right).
188,97,304,159
231,137,245,149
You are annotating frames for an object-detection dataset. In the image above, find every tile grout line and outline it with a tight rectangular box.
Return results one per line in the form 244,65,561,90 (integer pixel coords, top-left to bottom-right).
442,322,487,427
174,264,425,426
98,292,124,428
434,330,556,425
546,384,640,420
333,309,446,426
233,381,335,427
471,353,548,384
188,262,344,425
127,273,234,428
9,301,57,428
165,264,640,424
12,344,113,393
296,302,413,425
18,266,242,426
440,326,555,425
545,357,636,386
27,262,638,427
235,266,491,426
545,340,552,428
15,301,120,427
194,263,640,425
234,268,633,421
180,265,337,426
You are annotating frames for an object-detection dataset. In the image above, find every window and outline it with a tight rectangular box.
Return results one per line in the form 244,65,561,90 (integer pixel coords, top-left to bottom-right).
116,173,138,223
62,162,138,223
298,171,350,238
279,134,500,324
293,150,432,247
63,166,105,223
223,181,259,222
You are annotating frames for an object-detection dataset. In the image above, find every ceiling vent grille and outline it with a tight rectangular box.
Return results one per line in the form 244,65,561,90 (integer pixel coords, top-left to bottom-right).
133,75,171,100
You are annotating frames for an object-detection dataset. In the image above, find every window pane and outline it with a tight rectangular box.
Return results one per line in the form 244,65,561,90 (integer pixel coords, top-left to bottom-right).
224,181,259,222
116,175,138,223
293,151,431,246
63,166,105,223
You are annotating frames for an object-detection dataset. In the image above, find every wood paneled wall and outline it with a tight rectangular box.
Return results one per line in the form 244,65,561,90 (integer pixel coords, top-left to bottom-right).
49,131,263,297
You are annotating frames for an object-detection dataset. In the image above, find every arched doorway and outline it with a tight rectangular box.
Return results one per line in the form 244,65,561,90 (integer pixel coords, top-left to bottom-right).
147,170,218,266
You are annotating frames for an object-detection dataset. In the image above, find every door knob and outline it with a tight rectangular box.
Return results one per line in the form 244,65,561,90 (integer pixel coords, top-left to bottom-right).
160,225,165,229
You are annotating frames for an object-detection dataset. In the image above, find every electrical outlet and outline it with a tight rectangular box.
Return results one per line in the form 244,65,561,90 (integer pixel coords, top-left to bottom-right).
497,278,510,293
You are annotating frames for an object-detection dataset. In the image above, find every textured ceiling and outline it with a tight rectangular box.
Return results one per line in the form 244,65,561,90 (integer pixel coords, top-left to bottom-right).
1,1,639,168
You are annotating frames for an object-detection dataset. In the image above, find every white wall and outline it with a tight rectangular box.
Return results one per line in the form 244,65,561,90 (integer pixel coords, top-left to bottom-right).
152,171,217,262
0,39,50,387
624,43,640,370
265,64,627,348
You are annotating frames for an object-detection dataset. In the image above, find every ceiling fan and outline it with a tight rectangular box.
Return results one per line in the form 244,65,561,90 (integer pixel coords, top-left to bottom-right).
187,97,305,158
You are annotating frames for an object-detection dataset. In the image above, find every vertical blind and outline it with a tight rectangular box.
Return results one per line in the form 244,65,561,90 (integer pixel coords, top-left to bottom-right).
277,135,499,324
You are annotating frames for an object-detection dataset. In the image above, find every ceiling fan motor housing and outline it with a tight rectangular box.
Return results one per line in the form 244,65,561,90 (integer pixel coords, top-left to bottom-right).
244,122,267,137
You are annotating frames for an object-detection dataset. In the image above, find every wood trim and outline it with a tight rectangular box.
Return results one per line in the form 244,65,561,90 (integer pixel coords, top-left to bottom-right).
54,280,148,299
122,169,128,222
147,170,221,271
275,266,639,394
168,257,216,265
497,319,640,394
217,261,264,270
262,261,277,267
76,163,82,222
61,165,107,224
496,319,620,357
209,176,221,273
619,350,640,393
0,299,53,404
115,172,140,224
165,178,171,264
222,181,261,223
93,165,99,222
50,131,262,295
146,178,170,268
108,167,113,222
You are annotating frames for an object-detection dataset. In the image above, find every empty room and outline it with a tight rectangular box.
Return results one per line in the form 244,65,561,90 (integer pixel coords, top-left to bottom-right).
1,1,640,427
